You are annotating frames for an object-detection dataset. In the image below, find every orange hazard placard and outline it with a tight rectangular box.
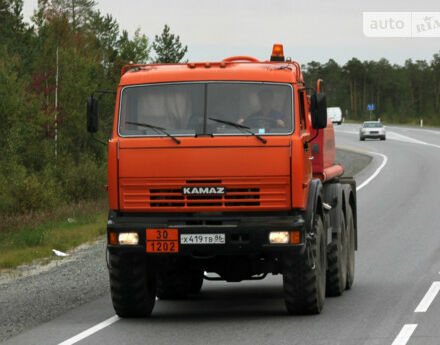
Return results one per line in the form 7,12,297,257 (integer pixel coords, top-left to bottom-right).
146,229,178,253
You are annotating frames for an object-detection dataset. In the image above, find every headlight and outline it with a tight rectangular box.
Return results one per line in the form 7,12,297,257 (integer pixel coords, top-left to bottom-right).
118,232,139,245
269,231,290,244
269,231,301,244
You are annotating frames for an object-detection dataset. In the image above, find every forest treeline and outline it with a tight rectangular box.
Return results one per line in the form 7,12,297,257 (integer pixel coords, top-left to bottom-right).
1,0,439,217
302,55,440,124
0,0,187,216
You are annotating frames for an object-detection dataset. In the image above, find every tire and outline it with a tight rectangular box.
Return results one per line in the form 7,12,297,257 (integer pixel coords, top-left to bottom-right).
156,271,191,299
345,205,356,290
109,252,156,317
380,136,386,141
326,211,347,297
360,136,365,141
283,215,327,315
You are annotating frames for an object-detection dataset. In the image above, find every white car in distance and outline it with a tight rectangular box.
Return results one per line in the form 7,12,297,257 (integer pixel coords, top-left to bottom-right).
359,121,386,141
327,107,343,125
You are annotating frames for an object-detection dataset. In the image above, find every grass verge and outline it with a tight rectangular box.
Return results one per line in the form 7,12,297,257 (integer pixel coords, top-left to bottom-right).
0,201,107,269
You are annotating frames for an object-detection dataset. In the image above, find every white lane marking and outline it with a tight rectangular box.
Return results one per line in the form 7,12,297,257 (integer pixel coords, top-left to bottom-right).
356,152,388,192
391,324,418,345
386,131,427,144
414,281,440,313
387,126,440,136
423,142,440,150
336,127,440,149
57,315,119,345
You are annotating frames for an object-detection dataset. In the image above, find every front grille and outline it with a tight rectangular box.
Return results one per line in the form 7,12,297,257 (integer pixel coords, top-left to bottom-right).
149,187,260,207
120,177,290,211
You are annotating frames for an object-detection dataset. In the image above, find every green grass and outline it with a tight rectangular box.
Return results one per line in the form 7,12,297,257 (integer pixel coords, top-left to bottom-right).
0,211,107,269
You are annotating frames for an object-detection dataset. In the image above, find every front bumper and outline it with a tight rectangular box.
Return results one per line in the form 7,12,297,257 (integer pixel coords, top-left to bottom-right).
107,211,306,256
360,131,385,138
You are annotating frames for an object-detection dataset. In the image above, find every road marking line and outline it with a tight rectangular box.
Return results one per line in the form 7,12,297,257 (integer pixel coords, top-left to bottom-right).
356,152,388,192
57,315,119,345
423,142,440,150
386,131,427,144
336,126,440,149
387,126,440,135
415,281,440,313
391,324,417,345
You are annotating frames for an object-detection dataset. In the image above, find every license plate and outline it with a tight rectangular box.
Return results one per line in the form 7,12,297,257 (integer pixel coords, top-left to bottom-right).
180,234,225,244
146,229,179,253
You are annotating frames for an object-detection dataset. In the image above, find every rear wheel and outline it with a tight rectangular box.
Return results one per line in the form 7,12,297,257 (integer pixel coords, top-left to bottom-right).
346,205,356,289
109,252,156,317
360,136,365,141
326,211,347,297
283,215,327,315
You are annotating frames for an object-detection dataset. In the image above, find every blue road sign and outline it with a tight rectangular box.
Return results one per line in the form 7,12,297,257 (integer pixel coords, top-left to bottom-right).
367,104,375,111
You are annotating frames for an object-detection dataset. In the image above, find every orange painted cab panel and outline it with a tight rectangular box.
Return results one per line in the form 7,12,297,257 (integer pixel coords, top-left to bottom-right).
107,139,119,210
118,136,292,212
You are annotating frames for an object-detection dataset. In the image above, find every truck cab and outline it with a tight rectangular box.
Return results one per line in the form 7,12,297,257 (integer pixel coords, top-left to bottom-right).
87,44,357,317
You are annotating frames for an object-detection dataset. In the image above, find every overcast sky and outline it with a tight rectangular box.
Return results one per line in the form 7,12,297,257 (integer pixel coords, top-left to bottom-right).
22,0,440,65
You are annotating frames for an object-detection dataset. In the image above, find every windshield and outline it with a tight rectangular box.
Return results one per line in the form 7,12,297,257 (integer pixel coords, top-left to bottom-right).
363,122,383,128
118,82,293,137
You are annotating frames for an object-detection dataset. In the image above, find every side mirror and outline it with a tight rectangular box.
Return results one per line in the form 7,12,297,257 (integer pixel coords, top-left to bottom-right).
311,93,328,129
87,96,99,133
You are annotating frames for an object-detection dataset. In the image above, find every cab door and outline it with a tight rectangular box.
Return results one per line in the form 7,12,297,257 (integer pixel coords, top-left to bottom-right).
298,88,312,183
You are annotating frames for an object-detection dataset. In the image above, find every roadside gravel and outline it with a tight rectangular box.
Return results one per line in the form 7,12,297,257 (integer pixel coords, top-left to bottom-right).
0,238,109,342
336,148,372,177
0,148,373,343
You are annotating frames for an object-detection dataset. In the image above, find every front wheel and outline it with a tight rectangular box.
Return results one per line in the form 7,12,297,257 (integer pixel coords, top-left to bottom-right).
283,215,327,315
109,252,156,317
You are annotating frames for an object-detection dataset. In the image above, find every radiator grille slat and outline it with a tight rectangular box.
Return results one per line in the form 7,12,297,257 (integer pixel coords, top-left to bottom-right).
120,177,290,211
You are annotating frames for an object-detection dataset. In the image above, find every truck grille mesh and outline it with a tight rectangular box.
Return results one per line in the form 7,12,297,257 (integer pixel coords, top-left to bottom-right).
149,187,260,207
120,177,290,211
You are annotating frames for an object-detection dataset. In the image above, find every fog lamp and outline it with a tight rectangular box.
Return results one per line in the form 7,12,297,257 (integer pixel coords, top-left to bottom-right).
269,231,289,244
118,232,139,245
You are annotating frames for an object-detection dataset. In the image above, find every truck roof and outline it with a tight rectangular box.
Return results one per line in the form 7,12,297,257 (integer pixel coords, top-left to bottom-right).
119,60,303,86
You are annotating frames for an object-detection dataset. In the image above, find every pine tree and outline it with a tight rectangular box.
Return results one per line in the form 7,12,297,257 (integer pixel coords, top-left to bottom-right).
152,24,187,63
52,0,96,32
116,28,151,64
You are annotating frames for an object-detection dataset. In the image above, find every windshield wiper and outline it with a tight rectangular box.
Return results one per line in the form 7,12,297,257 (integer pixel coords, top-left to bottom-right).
208,117,267,144
126,121,181,144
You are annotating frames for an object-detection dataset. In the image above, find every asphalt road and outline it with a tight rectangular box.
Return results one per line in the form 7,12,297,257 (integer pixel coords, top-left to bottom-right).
3,123,440,345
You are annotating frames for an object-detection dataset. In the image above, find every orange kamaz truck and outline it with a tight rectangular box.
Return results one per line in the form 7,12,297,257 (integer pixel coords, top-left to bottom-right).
87,44,357,316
